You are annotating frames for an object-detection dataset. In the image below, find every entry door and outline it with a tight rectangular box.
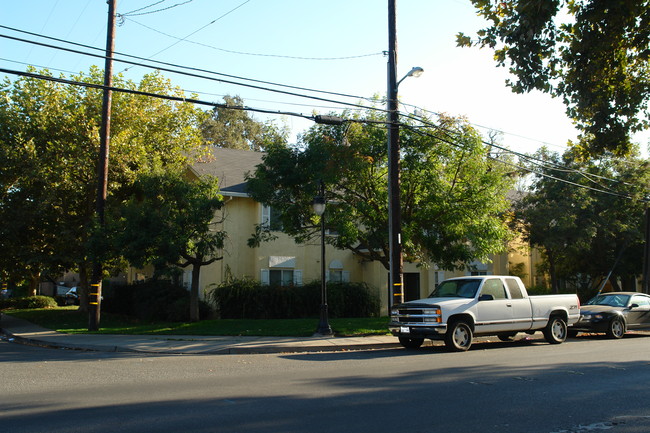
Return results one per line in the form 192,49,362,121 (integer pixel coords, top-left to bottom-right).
475,278,513,333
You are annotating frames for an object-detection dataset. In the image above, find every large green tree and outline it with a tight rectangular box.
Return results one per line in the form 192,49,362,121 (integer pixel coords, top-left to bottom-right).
112,171,225,321
457,0,650,156
0,67,207,299
201,95,288,151
513,147,650,297
247,109,515,271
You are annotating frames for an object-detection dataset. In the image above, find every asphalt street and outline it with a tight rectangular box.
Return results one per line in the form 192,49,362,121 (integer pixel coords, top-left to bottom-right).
2,331,650,433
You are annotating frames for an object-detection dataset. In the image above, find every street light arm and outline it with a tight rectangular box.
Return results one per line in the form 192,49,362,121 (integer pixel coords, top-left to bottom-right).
396,66,424,88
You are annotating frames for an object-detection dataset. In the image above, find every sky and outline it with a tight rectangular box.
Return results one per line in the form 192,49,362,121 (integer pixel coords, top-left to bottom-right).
1,0,647,156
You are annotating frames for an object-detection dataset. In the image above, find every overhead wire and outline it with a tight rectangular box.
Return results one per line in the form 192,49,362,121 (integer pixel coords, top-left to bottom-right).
397,108,638,193
120,0,194,17
400,122,648,203
0,24,376,103
123,16,385,61
0,31,385,115
1,28,642,198
120,0,252,66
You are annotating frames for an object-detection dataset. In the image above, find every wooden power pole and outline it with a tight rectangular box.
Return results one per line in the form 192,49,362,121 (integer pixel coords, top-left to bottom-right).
89,0,117,331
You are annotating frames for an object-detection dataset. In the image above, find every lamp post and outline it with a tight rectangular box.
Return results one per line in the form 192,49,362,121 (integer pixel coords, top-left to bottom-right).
313,180,333,336
387,4,423,308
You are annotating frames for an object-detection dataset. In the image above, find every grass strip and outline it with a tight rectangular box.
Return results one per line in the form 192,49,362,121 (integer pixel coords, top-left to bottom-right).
3,307,390,337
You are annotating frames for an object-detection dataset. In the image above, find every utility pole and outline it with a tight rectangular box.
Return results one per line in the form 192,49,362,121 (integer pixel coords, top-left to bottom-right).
387,0,403,307
89,0,117,331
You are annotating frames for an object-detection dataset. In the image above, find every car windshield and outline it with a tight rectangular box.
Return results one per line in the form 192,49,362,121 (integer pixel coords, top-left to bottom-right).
586,294,630,308
429,279,480,299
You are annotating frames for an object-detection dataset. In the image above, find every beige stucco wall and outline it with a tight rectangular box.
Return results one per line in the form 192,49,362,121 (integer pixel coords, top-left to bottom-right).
183,196,544,316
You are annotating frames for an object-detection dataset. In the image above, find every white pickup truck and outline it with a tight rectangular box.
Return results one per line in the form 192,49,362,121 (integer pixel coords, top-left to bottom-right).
389,275,580,351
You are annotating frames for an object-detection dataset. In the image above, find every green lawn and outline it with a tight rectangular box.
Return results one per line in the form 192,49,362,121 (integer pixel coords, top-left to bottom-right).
3,307,390,337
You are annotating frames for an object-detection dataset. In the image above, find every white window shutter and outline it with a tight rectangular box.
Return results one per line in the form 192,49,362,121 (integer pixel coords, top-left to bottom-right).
342,271,350,283
293,270,302,286
261,269,270,285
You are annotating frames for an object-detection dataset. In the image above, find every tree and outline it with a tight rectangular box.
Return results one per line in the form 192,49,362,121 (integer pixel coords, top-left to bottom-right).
112,171,225,321
457,0,650,156
201,95,288,151
0,67,207,302
513,147,650,297
247,109,515,271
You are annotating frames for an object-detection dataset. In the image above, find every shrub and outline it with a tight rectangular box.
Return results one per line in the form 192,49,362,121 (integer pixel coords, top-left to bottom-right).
102,280,213,322
210,278,380,319
1,295,58,310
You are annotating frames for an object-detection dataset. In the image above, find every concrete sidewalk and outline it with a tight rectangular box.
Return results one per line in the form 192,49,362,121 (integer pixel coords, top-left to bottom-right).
0,313,402,355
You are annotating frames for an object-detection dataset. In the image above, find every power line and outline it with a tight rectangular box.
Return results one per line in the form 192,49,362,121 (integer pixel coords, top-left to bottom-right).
124,16,385,61
401,123,648,203
0,32,383,115
0,25,375,104
120,0,193,17
121,0,252,64
398,109,638,192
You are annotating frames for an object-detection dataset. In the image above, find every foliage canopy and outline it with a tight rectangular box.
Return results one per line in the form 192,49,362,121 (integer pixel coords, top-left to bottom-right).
458,0,650,156
247,108,515,271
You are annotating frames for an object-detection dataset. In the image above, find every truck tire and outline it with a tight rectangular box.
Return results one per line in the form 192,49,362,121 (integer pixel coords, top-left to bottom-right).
399,336,424,349
605,317,625,339
543,316,567,344
445,320,473,351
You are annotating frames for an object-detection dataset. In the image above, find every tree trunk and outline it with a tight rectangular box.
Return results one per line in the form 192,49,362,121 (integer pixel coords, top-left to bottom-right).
190,263,201,322
28,272,40,296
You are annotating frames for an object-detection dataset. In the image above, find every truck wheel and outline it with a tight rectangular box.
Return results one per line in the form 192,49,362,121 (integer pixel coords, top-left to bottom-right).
398,336,424,349
445,320,473,351
605,317,625,339
543,316,567,344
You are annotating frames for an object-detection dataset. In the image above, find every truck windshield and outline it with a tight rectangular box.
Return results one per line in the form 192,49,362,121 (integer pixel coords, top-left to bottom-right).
429,279,480,299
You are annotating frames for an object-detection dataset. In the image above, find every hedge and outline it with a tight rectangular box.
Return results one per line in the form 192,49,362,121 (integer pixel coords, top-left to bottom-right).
210,278,380,319
102,280,213,322
0,295,58,310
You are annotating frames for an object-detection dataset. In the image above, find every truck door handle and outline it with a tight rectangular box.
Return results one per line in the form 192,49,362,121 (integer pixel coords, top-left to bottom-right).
506,303,512,307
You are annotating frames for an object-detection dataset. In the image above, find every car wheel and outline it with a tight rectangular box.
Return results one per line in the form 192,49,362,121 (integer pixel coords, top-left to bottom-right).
543,316,567,344
398,336,424,349
606,317,625,339
445,320,473,351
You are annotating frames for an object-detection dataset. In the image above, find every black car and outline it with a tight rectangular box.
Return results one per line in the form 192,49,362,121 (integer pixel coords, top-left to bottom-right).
571,292,650,338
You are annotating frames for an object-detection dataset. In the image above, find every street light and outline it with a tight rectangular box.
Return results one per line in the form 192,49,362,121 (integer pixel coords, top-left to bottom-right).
387,53,423,307
313,180,333,336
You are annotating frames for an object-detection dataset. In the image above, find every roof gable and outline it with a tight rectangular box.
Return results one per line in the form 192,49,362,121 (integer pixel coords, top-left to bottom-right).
190,147,264,196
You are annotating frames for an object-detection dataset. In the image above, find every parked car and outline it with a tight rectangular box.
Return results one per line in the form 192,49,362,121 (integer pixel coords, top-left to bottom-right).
570,292,650,338
65,287,79,305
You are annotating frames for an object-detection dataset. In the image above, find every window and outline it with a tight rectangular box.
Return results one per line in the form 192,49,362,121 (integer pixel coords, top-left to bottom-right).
505,278,524,299
262,205,283,232
631,295,650,307
261,268,302,286
270,269,294,286
481,278,507,300
328,270,350,283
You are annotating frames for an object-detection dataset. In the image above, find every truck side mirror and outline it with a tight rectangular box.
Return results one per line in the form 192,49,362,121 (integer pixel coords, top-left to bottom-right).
479,294,495,301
